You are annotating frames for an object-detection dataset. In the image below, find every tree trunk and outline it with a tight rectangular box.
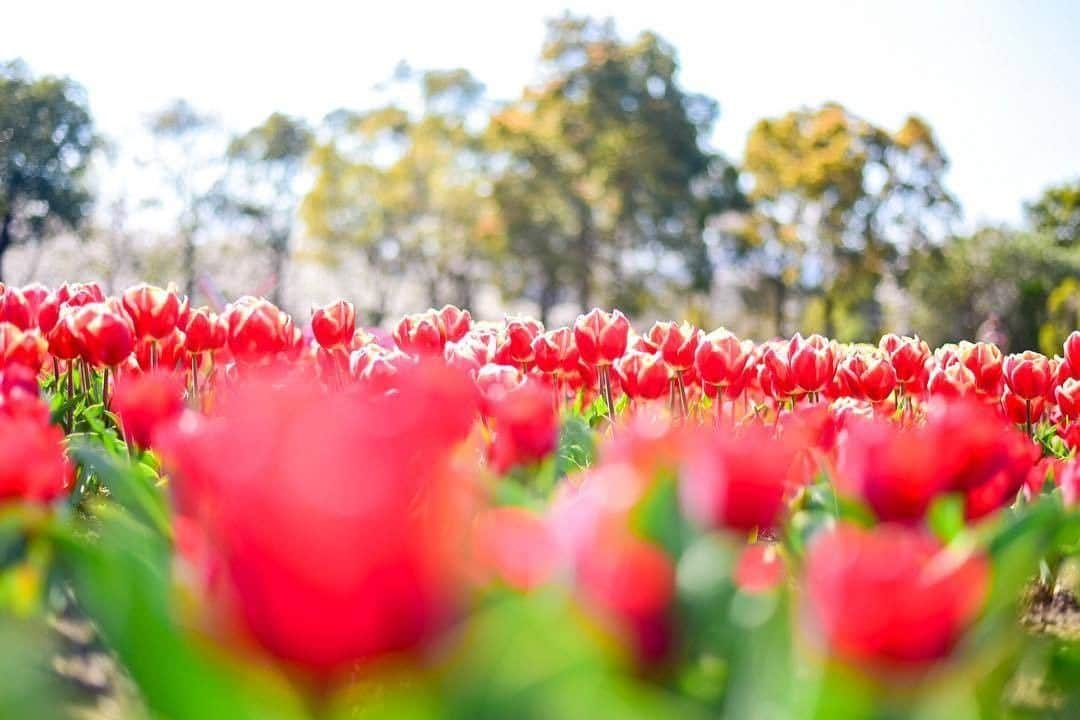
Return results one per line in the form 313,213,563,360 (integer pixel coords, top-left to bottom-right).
823,290,836,339
269,230,287,308
183,231,197,302
773,277,786,338
0,211,12,284
539,273,559,327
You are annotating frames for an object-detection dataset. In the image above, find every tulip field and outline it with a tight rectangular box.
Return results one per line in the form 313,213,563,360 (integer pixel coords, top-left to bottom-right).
1,281,1080,719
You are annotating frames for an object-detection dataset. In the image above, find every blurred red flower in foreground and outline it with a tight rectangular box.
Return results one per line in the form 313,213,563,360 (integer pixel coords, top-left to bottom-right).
112,372,187,449
576,530,675,666
804,523,988,666
681,423,799,533
471,506,559,591
486,378,559,473
158,361,479,677
0,414,73,503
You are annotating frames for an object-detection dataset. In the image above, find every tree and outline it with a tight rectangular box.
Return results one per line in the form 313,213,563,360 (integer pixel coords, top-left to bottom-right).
488,15,742,322
301,67,496,321
0,60,96,282
222,113,313,308
145,99,221,301
907,227,1080,352
1025,179,1080,246
736,104,956,339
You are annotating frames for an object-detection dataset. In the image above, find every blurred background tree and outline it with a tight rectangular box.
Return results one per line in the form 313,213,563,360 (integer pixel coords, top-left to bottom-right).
0,60,95,282
488,15,743,323
735,104,956,340
1,14,1078,344
302,66,495,323
221,113,313,308
144,99,222,302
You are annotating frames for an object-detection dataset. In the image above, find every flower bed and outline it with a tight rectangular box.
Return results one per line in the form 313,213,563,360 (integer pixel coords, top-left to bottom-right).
1,280,1079,718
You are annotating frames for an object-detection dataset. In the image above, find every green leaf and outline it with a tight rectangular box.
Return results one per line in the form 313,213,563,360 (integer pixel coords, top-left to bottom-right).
554,415,595,477
67,438,172,538
928,494,966,544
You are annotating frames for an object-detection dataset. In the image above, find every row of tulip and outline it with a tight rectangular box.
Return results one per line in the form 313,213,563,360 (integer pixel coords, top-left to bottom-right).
0,280,1078,718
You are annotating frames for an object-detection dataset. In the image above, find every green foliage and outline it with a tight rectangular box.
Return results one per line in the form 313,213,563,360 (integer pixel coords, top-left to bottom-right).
908,227,1080,351
487,15,743,321
735,104,956,339
0,60,96,281
1026,179,1080,247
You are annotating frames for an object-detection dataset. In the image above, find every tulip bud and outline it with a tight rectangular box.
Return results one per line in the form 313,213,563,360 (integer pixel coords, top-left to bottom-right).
533,327,580,376
804,523,988,665
46,309,83,361
435,304,472,343
311,300,356,349
137,328,188,371
879,333,930,386
394,311,445,355
644,321,700,372
788,334,838,393
1002,388,1045,426
1003,351,1052,400
69,303,136,368
839,351,897,403
573,309,631,367
1064,331,1080,379
957,341,1003,396
0,322,47,372
121,283,183,339
184,307,227,354
1056,377,1080,419
613,350,669,400
494,316,544,368
486,378,559,473
112,371,187,449
695,328,754,389
0,414,74,503
0,286,32,330
225,297,292,363
928,361,977,397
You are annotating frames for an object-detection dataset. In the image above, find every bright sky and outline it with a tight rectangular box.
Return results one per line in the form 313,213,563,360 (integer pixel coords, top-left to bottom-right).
9,0,1080,228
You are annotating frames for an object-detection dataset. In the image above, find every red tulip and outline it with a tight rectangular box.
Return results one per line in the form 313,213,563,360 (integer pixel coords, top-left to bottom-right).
121,283,183,339
46,309,83,361
311,300,356,350
0,285,32,330
838,351,897,403
494,316,544,368
394,311,445,355
0,414,73,503
837,417,947,522
349,346,411,392
1056,377,1080,419
695,328,754,389
576,530,674,666
435,304,471,343
112,371,187,449
804,523,988,666
533,327,580,376
928,361,976,397
681,423,798,532
486,378,559,473
644,321,699,372
183,307,227,354
760,343,798,400
787,334,838,393
472,507,559,591
70,303,135,368
225,297,292,363
157,362,478,676
1064,331,1080,379
1002,388,1045,426
879,333,930,387
574,309,630,366
19,283,49,328
958,341,1003,395
1003,351,1052,400
613,350,669,400
0,323,47,372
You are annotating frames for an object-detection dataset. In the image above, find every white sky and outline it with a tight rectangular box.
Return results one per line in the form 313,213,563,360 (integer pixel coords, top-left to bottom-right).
8,0,1080,229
